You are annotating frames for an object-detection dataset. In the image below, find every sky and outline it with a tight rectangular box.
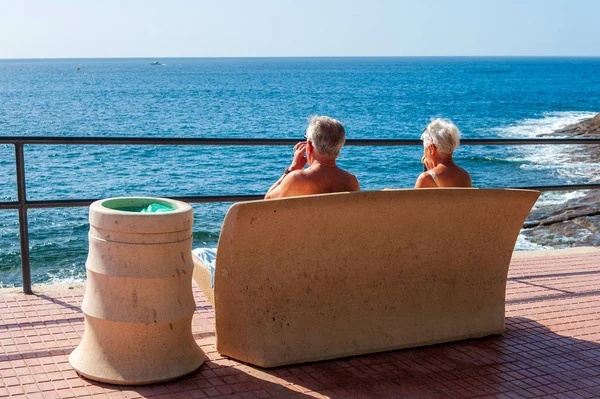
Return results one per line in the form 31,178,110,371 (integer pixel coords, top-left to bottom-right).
0,0,599,59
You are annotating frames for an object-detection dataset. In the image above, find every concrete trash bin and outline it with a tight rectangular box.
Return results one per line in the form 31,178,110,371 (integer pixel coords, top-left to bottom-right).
69,197,205,385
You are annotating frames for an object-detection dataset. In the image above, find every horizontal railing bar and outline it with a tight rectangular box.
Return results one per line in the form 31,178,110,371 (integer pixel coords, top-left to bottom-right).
0,137,302,145
511,184,600,192
20,195,264,208
0,136,599,146
1,184,597,210
172,195,264,203
461,138,600,145
0,201,19,210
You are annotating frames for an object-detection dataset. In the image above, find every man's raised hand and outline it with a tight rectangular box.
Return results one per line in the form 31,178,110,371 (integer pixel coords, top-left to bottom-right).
289,141,308,171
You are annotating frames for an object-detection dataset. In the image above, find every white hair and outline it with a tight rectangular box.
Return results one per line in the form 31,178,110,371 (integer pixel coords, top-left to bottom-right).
305,115,346,158
421,118,461,155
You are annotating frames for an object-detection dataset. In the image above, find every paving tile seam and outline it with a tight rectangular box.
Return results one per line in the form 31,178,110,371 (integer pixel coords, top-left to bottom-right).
507,300,600,311
506,287,599,296
509,261,600,269
507,278,600,286
508,265,600,274
510,258,600,267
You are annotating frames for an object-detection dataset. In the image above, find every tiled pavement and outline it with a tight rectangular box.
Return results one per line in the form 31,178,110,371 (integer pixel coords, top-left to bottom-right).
1,248,599,399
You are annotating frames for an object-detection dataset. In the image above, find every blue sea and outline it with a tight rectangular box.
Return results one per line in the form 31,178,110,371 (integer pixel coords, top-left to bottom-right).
1,57,599,288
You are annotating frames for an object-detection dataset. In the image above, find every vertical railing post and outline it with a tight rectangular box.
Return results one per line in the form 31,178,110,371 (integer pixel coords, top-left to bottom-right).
15,142,32,294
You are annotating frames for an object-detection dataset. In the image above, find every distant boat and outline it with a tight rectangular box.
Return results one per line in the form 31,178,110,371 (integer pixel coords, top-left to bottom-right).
150,61,162,66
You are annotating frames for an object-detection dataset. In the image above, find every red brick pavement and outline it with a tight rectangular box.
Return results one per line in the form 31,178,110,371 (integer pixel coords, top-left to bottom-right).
1,248,599,398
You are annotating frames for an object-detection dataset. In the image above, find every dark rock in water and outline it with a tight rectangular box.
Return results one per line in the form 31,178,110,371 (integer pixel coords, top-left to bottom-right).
522,113,600,249
522,190,600,248
521,215,600,248
539,112,600,137
524,204,600,229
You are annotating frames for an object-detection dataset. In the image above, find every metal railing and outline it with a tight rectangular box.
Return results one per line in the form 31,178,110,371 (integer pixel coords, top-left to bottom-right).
1,135,600,294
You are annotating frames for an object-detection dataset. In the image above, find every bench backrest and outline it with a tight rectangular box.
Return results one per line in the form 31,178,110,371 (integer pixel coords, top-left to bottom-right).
213,188,539,367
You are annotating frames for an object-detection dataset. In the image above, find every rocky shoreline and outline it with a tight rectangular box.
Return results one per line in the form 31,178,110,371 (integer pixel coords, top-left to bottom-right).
522,190,600,248
521,112,600,249
553,112,600,138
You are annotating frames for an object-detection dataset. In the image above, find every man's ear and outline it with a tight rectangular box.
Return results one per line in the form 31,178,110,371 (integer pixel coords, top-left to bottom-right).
307,141,314,152
428,143,436,154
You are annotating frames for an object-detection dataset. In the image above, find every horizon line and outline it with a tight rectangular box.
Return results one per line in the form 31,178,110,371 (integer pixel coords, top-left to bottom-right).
2,55,600,61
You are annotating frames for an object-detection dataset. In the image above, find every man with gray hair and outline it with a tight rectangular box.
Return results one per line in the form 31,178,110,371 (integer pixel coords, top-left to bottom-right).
265,116,360,199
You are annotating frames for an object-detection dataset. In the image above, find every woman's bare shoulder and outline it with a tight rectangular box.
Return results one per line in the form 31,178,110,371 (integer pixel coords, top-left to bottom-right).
415,171,436,188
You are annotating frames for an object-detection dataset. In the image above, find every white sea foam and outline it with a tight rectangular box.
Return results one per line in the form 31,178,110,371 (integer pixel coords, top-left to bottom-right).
493,111,599,205
535,190,588,207
492,111,597,139
42,267,86,286
500,112,598,250
514,233,552,251
493,111,596,171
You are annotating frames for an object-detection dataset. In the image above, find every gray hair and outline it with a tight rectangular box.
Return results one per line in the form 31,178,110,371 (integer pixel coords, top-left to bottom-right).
421,118,461,155
305,116,346,158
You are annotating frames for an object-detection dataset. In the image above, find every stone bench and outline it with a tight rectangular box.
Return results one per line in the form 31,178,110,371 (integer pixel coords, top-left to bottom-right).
193,188,540,368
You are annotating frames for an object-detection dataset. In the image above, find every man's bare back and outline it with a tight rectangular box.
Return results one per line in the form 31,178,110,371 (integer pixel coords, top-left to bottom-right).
267,161,359,199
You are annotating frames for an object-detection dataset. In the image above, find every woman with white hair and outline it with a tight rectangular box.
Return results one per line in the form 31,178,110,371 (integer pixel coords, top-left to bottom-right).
415,118,472,188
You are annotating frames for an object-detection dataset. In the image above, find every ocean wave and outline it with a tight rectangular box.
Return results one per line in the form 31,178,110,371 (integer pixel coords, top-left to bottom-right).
491,111,599,206
492,111,597,139
42,268,86,286
514,233,552,251
519,160,599,171
466,155,523,165
534,190,588,207
492,112,596,172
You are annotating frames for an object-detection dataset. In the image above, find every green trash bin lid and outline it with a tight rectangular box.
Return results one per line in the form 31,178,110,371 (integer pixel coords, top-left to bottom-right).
102,198,176,213
115,203,173,213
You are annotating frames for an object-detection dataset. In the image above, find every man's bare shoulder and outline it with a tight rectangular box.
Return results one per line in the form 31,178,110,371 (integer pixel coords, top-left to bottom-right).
324,167,360,192
341,169,360,191
278,170,319,197
264,170,312,199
